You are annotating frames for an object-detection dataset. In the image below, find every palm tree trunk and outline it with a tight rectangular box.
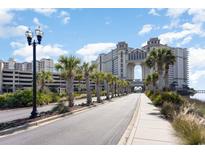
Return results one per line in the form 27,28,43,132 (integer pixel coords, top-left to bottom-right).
78,80,81,94
158,69,164,90
116,85,119,96
106,81,109,100
111,83,114,98
96,81,101,103
164,71,169,90
67,76,74,107
114,83,117,97
86,75,92,105
153,83,156,94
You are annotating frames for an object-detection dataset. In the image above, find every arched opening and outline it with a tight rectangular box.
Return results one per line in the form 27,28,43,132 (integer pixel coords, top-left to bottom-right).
134,65,142,80
133,65,143,92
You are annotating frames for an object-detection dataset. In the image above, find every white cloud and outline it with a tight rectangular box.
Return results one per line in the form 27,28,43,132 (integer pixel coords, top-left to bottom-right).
189,47,205,70
76,43,116,62
10,41,26,49
177,36,192,47
163,9,188,30
0,9,28,38
0,10,13,25
166,8,188,18
190,70,205,85
148,9,160,16
159,22,205,45
13,43,68,62
33,17,48,29
188,9,205,24
33,8,57,16
0,25,28,38
138,24,153,35
141,41,147,47
188,47,205,87
159,31,189,45
58,11,70,24
163,19,180,29
33,17,41,25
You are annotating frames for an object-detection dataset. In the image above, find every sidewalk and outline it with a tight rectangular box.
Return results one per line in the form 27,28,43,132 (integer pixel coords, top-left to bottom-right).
127,93,180,145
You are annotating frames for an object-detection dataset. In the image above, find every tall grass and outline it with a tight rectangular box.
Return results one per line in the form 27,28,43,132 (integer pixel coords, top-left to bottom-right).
172,114,205,145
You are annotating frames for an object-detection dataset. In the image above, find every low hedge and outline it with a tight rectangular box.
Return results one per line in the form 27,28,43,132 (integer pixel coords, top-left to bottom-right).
147,91,183,107
0,90,32,108
0,90,61,109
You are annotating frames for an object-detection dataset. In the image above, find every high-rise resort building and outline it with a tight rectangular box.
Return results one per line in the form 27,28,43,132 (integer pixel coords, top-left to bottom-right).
0,58,95,93
92,37,189,89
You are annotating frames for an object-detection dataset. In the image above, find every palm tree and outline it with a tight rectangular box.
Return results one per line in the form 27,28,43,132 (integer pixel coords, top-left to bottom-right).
118,79,124,96
112,76,118,97
75,69,83,94
37,71,53,92
116,79,121,96
163,49,176,89
125,80,131,94
110,75,117,98
81,62,97,105
145,48,168,90
150,72,159,94
55,55,81,107
144,74,152,90
91,71,104,103
122,80,128,95
104,73,112,100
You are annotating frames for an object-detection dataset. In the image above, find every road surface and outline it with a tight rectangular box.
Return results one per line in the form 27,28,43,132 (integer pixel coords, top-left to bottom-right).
0,93,140,145
0,96,106,123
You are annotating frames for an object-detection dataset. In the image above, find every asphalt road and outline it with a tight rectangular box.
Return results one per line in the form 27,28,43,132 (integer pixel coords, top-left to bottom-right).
0,96,106,123
0,93,140,145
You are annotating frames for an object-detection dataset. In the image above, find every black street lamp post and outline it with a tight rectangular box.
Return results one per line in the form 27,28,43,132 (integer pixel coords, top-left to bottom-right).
25,26,43,118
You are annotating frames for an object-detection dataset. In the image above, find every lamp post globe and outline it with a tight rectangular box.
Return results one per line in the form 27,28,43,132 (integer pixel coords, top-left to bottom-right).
25,26,43,119
35,26,43,44
25,29,33,45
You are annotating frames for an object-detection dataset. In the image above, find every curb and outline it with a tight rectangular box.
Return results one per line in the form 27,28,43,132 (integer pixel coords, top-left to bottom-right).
118,93,141,145
0,104,98,136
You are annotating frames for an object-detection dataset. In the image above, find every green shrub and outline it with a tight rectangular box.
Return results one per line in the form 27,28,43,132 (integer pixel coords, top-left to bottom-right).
160,102,176,120
14,90,33,107
51,93,60,102
92,89,96,95
52,102,68,114
100,90,106,96
0,95,6,108
0,90,32,108
0,90,61,109
37,92,52,105
74,92,81,97
74,93,87,99
145,90,154,98
152,94,163,106
173,114,205,145
161,92,183,105
59,92,67,97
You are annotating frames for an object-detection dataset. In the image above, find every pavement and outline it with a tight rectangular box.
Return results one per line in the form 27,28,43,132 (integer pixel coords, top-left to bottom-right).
0,96,106,123
0,93,140,145
126,93,180,145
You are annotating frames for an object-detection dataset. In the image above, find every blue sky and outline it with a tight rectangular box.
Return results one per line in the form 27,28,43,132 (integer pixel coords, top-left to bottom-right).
0,8,205,90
